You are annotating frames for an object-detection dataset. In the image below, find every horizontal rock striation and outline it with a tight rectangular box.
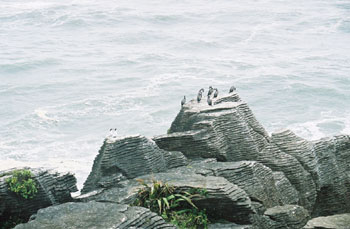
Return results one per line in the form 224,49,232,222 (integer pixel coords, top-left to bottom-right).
154,93,270,161
304,213,350,229
81,135,188,194
79,172,255,224
0,167,77,223
14,201,176,229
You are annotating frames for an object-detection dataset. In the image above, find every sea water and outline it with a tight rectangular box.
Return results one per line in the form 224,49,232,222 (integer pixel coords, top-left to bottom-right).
1,0,350,190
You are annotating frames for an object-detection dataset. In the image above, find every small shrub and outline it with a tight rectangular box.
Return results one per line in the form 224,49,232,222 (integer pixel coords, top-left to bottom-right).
133,179,209,228
6,170,38,199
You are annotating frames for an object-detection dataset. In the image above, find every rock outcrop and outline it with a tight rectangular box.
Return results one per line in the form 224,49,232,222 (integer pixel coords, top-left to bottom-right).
0,167,77,223
153,92,270,161
79,172,255,224
304,213,350,229
14,201,175,229
13,91,350,229
81,135,188,194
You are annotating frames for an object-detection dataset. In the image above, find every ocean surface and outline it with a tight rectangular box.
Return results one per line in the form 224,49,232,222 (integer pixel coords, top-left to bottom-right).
1,0,350,190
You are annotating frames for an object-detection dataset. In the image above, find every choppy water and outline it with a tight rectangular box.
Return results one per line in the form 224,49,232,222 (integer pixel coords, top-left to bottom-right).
1,0,350,190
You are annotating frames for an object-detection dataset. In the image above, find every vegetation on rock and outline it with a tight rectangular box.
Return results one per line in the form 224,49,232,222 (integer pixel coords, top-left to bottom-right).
6,169,38,199
133,179,209,228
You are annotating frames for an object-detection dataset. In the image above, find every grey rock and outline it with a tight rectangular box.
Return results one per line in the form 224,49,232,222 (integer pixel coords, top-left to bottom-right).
78,172,255,224
154,93,270,161
262,205,310,229
311,135,350,216
14,201,175,229
273,172,299,205
304,213,350,229
0,167,77,222
256,143,317,212
208,222,253,229
81,135,188,194
168,160,283,208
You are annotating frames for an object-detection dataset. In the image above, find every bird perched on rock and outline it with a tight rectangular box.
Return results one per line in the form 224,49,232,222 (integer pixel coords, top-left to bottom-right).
108,128,117,138
213,88,218,98
208,86,214,96
197,91,202,103
181,96,186,106
199,88,204,93
229,85,236,93
207,95,212,106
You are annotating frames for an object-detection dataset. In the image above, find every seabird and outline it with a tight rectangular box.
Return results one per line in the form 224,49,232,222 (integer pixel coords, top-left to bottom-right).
199,88,204,93
213,88,218,98
181,96,186,106
229,85,236,93
197,91,202,103
208,86,213,96
207,95,212,106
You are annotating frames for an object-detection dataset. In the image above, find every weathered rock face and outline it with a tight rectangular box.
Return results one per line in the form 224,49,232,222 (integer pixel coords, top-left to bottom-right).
0,167,77,222
263,205,310,229
303,213,350,229
14,201,176,229
153,93,270,161
81,135,188,194
153,92,350,217
78,172,255,224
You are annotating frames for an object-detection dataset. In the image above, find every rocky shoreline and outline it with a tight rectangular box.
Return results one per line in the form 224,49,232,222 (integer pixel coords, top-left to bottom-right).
1,91,350,228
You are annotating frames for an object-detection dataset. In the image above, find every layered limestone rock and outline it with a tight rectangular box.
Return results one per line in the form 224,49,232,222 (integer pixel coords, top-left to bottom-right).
263,205,310,229
81,135,188,194
153,93,270,161
0,167,77,222
166,160,290,208
14,201,175,229
78,172,255,224
304,213,350,229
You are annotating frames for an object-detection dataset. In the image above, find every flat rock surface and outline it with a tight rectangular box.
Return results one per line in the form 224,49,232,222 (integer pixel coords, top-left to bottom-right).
304,213,350,229
14,201,175,229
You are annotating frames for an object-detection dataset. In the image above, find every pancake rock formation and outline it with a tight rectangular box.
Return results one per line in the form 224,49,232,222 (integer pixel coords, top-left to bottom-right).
0,167,77,224
14,90,350,228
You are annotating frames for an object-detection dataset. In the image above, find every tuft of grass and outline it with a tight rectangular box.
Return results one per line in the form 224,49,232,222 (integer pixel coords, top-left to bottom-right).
6,169,38,199
133,179,209,228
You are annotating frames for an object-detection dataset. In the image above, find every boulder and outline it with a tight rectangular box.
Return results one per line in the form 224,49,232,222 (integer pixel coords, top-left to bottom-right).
14,201,175,229
153,93,270,161
303,213,350,229
263,205,310,229
0,167,77,223
78,172,255,224
81,135,188,194
273,172,299,205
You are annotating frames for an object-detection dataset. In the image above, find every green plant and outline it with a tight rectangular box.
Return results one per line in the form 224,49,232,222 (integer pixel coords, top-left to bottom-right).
6,170,38,199
0,216,25,229
133,179,209,228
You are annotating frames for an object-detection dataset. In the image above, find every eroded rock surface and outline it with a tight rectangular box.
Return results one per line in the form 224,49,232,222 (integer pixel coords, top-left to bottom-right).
78,172,255,224
0,167,77,222
14,201,175,229
153,93,270,161
81,135,188,194
303,213,350,229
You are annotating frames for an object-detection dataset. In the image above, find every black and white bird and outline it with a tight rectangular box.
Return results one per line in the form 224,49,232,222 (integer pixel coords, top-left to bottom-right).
229,85,236,93
181,96,186,106
207,95,212,106
213,88,218,98
208,86,214,96
199,88,204,93
197,91,202,103
108,128,117,138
